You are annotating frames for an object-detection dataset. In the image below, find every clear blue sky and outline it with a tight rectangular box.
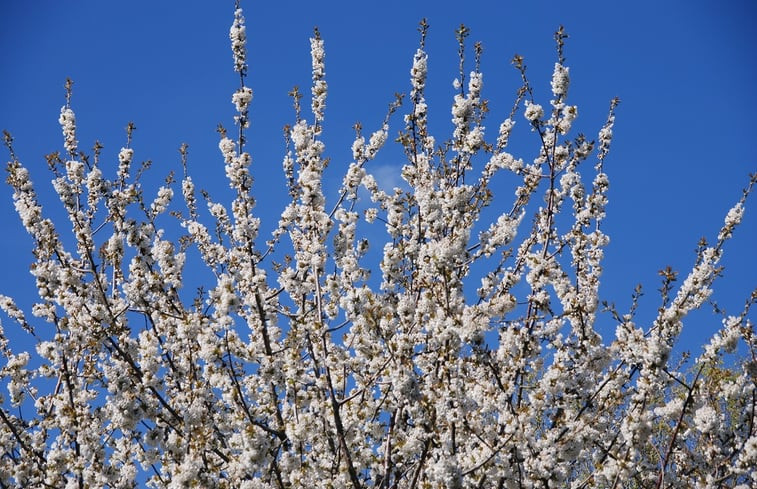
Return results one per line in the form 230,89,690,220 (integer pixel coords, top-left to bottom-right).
1,0,755,358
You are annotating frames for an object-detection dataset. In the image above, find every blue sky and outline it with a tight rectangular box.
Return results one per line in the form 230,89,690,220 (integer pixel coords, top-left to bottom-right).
1,0,755,359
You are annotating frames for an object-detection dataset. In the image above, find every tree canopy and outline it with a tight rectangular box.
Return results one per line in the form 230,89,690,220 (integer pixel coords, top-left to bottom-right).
1,3,755,488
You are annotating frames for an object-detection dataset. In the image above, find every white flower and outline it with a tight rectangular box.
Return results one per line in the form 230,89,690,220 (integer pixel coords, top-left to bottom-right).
310,34,327,121
219,137,236,162
410,48,428,91
497,118,515,148
451,94,473,121
290,120,310,152
58,106,78,154
65,159,84,185
467,71,483,97
232,86,253,113
598,125,613,146
117,147,134,179
464,126,484,152
229,8,247,73
550,63,570,97
524,100,544,123
558,105,578,134
719,202,744,240
351,135,365,160
693,404,718,434
150,186,173,216
367,126,388,156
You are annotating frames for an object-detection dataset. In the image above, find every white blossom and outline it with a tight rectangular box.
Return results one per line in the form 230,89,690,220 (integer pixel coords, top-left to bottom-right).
524,100,544,122
58,106,78,155
693,404,718,434
719,201,744,240
229,8,247,73
118,147,134,179
550,62,570,97
410,48,427,91
232,86,253,113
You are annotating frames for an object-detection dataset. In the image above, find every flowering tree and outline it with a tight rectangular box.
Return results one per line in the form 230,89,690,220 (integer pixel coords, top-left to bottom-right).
1,3,755,488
